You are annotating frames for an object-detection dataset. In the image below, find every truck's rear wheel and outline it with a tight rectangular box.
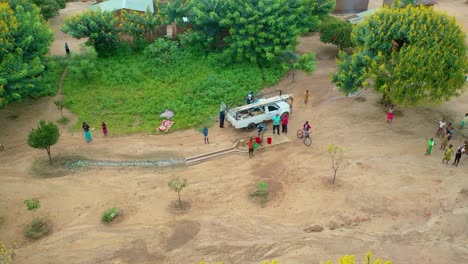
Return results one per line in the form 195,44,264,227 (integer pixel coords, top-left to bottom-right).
246,123,256,132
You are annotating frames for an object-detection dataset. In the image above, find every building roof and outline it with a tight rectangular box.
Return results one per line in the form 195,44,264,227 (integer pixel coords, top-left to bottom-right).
90,0,154,13
346,8,380,24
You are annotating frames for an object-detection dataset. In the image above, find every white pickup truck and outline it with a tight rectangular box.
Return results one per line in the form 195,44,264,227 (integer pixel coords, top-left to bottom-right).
225,94,293,131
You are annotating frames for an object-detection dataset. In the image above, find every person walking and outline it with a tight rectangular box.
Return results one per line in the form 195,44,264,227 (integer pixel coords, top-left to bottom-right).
386,106,394,124
436,119,446,137
272,114,281,134
257,123,265,143
452,145,465,166
304,90,309,104
82,122,92,143
442,144,453,164
281,113,288,134
219,110,225,128
64,43,70,55
247,138,254,158
446,124,455,141
202,127,209,144
440,133,449,151
102,121,108,136
425,138,435,155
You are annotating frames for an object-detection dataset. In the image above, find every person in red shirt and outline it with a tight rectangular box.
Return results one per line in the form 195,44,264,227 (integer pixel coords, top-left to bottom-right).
303,121,311,138
247,138,254,158
281,113,289,134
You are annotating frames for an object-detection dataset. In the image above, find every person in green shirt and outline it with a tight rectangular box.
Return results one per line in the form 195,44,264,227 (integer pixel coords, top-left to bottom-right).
272,114,281,134
442,144,453,164
425,138,435,155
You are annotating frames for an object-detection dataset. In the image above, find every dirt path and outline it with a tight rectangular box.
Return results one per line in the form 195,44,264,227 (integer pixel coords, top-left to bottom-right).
0,1,467,264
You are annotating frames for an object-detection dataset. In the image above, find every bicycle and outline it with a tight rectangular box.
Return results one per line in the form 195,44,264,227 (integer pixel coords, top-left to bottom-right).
296,129,312,146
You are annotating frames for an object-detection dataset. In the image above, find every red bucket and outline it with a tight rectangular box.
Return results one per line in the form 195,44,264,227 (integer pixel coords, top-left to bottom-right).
267,137,272,144
255,137,261,144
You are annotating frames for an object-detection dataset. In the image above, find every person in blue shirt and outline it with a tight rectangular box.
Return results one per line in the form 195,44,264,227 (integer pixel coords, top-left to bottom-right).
202,127,209,144
257,123,265,143
272,114,281,134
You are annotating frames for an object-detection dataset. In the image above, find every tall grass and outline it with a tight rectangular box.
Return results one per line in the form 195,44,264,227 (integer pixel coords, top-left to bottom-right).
62,48,286,134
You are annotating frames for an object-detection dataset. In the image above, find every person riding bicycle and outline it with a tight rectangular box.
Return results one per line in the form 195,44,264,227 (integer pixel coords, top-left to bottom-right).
303,121,311,138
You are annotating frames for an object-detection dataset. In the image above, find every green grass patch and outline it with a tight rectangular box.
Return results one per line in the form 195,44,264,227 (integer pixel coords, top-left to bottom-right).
62,49,286,134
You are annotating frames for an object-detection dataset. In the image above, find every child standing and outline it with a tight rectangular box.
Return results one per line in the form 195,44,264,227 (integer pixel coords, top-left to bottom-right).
102,121,108,136
426,138,435,155
202,127,209,144
442,144,453,164
436,119,446,137
247,138,254,158
386,106,394,124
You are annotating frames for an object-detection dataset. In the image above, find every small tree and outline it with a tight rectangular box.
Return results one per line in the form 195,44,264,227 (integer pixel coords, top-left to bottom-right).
54,99,65,118
320,15,353,50
327,144,345,184
121,8,166,42
168,178,187,209
27,120,60,164
278,51,317,83
24,199,40,222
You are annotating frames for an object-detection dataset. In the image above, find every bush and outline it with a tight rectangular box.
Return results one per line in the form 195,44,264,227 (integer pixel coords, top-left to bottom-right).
320,15,353,49
69,56,97,81
143,38,179,64
57,117,70,125
102,207,120,222
250,182,269,207
0,241,15,264
25,219,49,239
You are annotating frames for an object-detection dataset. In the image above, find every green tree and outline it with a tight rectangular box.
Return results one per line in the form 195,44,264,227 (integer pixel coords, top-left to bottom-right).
168,178,187,209
27,120,60,164
143,38,179,63
121,7,166,42
32,0,66,19
0,0,54,107
219,0,318,66
23,199,40,221
320,15,353,50
332,5,467,106
278,51,317,82
54,99,65,118
62,9,120,56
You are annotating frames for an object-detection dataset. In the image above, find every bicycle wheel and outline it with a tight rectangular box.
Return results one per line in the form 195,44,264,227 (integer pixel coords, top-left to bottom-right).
304,137,312,146
296,129,303,138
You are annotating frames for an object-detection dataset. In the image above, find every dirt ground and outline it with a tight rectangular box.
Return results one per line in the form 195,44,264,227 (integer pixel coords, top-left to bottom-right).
1,0,467,263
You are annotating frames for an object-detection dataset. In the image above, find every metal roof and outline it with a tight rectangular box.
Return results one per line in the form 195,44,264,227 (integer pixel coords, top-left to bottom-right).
346,8,380,24
90,0,154,13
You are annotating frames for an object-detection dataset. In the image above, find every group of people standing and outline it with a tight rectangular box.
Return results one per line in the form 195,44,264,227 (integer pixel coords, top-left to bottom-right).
426,118,467,167
82,121,108,143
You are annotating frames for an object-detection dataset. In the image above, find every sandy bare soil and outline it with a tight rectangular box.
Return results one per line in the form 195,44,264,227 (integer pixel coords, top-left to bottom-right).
0,0,467,263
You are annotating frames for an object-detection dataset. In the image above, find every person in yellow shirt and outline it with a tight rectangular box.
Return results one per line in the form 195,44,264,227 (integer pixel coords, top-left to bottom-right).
442,144,453,164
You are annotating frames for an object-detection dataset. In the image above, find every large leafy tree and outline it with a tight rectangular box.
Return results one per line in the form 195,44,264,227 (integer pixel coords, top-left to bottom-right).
320,15,353,50
219,0,318,66
0,0,53,107
62,9,120,56
121,7,166,42
332,5,467,106
33,0,66,19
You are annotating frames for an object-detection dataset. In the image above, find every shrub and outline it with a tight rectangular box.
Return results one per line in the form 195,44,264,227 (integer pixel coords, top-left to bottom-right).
57,117,70,125
102,207,120,223
0,241,15,264
143,38,179,64
69,57,97,81
27,121,60,164
250,181,269,207
23,199,49,239
168,178,187,209
320,15,353,50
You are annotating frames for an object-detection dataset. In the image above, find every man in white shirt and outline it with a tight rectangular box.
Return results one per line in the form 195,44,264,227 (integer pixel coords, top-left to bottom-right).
437,119,446,137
